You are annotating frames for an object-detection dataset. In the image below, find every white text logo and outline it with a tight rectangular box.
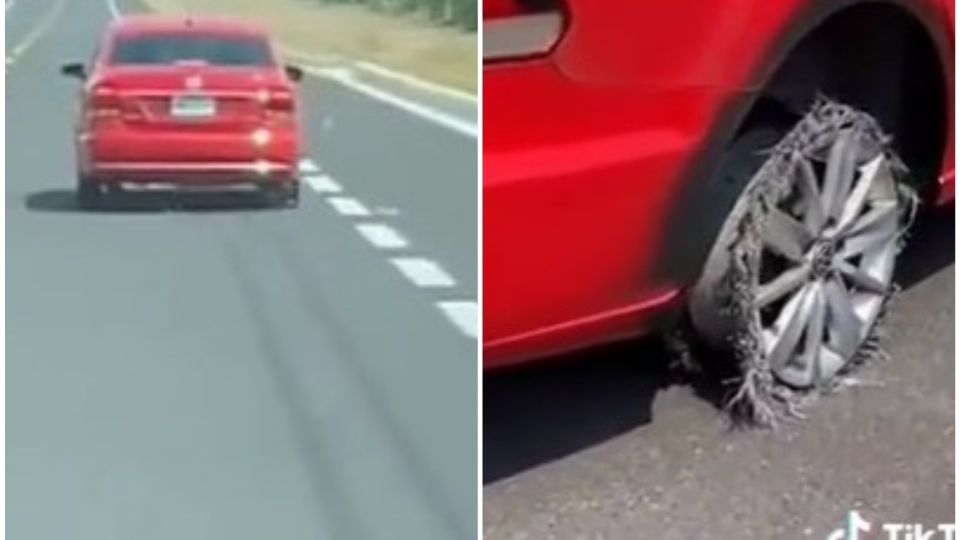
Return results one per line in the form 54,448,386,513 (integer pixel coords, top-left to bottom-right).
827,511,956,540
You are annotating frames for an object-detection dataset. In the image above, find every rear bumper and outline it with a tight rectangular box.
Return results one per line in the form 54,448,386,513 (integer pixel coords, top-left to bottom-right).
77,123,300,182
89,160,297,185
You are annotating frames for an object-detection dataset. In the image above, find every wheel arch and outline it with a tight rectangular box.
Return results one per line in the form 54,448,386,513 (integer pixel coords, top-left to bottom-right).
654,0,952,289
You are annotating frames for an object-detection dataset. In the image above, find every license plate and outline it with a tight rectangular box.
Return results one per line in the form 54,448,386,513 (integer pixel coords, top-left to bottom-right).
170,95,216,119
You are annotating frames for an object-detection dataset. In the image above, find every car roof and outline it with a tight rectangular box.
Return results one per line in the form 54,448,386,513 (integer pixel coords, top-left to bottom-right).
108,15,269,39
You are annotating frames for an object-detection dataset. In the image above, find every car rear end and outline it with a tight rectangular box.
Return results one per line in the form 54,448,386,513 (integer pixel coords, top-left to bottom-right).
78,21,300,200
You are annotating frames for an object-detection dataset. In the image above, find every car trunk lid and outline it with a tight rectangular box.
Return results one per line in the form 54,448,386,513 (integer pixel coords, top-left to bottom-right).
89,64,290,131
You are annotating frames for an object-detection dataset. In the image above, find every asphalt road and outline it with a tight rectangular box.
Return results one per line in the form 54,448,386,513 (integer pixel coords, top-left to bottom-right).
484,208,954,539
6,1,477,539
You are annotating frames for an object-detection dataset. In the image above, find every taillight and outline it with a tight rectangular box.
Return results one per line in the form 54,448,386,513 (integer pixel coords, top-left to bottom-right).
86,84,121,120
262,88,296,123
483,0,565,61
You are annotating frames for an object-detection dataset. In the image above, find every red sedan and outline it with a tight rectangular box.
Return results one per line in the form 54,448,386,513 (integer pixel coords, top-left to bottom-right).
62,16,302,207
484,1,954,390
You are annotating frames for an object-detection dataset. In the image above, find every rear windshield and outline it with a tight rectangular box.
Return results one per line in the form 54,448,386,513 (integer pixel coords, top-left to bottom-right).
110,34,273,66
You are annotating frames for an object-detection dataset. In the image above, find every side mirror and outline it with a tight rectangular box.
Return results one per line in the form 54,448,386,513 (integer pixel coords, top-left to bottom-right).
61,62,86,80
284,64,303,83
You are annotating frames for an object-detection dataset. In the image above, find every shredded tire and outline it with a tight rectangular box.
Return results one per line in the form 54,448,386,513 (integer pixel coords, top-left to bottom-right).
691,99,918,427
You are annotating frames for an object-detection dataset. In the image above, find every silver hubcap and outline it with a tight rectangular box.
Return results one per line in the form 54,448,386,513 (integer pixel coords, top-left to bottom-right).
756,132,900,387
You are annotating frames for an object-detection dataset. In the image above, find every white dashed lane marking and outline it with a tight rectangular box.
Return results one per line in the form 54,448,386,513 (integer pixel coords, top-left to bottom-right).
355,223,409,249
327,196,371,216
303,174,343,194
299,157,475,338
436,301,478,339
299,158,320,174
390,258,457,288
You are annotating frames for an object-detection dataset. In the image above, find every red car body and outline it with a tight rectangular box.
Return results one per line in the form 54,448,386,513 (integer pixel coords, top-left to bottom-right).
483,0,954,368
69,16,300,192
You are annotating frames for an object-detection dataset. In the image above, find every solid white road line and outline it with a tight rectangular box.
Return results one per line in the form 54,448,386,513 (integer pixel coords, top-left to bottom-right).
355,61,477,104
355,223,409,250
303,174,342,194
298,158,320,174
8,0,66,60
277,44,474,104
327,196,370,216
390,258,456,288
436,301,477,339
105,0,120,19
303,66,478,138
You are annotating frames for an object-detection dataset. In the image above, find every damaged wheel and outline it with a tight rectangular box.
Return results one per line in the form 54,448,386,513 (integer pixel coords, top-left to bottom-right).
689,101,914,391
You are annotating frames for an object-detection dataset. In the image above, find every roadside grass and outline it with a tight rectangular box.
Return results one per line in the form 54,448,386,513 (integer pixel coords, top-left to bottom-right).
139,0,477,93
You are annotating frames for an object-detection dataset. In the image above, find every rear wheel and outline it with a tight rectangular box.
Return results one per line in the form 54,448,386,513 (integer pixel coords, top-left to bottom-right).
77,175,105,209
689,101,913,390
266,182,299,209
